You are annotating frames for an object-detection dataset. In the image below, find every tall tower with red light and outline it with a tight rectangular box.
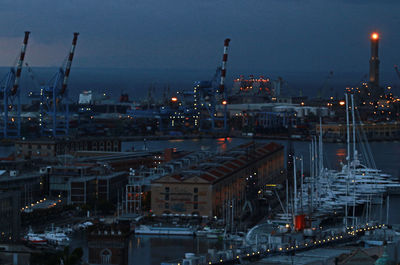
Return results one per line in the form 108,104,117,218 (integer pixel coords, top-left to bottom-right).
369,32,381,95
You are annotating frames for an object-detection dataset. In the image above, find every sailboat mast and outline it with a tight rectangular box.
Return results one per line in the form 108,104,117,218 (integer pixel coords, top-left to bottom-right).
311,139,314,178
345,93,350,227
351,94,356,162
351,94,357,226
314,136,318,179
319,117,323,174
300,155,304,213
293,156,297,215
286,178,289,224
345,94,350,167
308,141,314,215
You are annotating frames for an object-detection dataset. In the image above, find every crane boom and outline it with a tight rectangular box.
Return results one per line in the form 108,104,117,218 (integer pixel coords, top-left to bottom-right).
11,31,30,95
394,65,400,80
60,32,79,95
219,38,230,95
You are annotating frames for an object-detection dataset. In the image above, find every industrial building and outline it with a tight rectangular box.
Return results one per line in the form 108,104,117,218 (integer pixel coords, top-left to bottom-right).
317,122,400,141
45,163,128,205
0,170,43,210
229,75,283,104
15,138,122,159
150,142,284,218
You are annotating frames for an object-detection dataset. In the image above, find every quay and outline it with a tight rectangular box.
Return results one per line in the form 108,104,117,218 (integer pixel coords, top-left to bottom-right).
161,224,387,265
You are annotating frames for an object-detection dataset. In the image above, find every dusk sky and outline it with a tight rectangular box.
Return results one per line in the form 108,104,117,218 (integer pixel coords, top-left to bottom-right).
1,0,400,74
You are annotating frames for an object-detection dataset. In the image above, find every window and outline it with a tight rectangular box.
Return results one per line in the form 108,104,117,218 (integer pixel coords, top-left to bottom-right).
194,195,198,202
100,249,111,264
194,187,198,193
165,202,169,209
165,187,170,193
165,194,169,201
194,203,198,209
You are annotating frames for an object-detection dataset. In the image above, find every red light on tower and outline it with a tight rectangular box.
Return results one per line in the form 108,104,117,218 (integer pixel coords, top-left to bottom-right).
371,32,379,40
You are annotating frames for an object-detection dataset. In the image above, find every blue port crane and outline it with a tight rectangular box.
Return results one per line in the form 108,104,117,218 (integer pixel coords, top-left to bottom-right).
194,38,231,132
40,33,79,137
0,31,30,139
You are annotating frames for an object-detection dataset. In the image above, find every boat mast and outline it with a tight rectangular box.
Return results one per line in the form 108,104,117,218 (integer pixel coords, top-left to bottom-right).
313,136,317,179
313,136,318,206
318,117,323,174
351,94,356,163
293,155,297,215
286,178,289,224
309,142,313,215
310,140,314,179
300,155,304,213
345,93,350,228
351,94,356,226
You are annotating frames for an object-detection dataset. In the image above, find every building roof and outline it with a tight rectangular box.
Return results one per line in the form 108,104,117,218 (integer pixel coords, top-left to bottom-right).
152,142,283,185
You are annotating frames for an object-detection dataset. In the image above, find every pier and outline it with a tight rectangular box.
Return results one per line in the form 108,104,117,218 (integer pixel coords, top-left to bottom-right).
162,224,387,265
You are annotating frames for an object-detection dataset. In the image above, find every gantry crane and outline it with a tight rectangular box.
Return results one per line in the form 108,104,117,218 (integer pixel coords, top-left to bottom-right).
194,38,231,132
40,33,79,137
0,31,30,138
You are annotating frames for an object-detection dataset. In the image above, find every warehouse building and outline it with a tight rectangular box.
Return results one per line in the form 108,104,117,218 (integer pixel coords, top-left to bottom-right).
150,142,284,218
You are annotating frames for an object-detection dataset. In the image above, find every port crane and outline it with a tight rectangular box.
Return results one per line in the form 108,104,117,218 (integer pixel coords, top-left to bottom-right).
194,38,230,132
40,33,79,137
0,31,30,138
